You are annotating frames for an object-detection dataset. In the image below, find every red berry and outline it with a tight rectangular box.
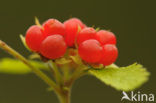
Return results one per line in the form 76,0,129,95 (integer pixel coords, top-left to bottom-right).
100,44,118,66
78,39,102,63
77,27,96,45
43,19,65,37
40,35,67,59
25,25,45,52
96,30,116,45
64,18,86,47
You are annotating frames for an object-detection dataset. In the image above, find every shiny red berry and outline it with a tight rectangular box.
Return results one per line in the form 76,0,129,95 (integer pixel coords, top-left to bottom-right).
43,19,65,37
64,18,86,47
100,44,118,66
96,30,116,45
40,35,67,59
25,25,45,52
77,27,96,45
78,39,102,63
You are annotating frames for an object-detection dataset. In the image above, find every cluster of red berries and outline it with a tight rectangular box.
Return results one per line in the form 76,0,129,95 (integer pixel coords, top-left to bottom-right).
25,18,118,66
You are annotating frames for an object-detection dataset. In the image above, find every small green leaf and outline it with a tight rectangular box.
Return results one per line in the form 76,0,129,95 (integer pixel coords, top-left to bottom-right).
55,58,72,65
95,27,100,32
0,58,48,74
28,53,40,59
70,55,83,64
89,63,150,91
77,25,82,33
19,35,31,51
34,17,42,27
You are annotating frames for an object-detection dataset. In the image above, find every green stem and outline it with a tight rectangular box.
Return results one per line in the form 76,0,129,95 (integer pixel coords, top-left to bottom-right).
0,40,87,103
58,88,71,103
48,61,62,85
62,64,70,80
0,40,59,93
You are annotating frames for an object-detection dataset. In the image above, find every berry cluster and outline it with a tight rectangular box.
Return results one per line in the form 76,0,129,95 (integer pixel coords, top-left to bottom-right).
25,18,118,66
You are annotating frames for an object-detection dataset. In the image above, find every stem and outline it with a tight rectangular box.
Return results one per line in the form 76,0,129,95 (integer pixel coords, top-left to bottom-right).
48,61,62,85
65,65,87,87
0,40,87,103
62,64,70,80
0,40,59,93
58,88,71,103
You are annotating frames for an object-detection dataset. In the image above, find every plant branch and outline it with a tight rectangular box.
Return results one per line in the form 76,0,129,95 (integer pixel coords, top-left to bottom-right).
58,88,71,103
64,65,85,87
47,61,62,85
47,61,55,75
0,40,59,92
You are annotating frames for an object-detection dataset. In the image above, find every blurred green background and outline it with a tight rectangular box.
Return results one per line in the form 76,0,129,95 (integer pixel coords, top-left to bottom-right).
0,0,156,103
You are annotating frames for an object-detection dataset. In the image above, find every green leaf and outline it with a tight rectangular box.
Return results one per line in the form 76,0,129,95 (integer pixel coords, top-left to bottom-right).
28,53,40,59
19,35,31,51
34,17,42,27
55,58,72,65
89,63,150,91
0,58,48,74
70,55,83,65
95,27,100,32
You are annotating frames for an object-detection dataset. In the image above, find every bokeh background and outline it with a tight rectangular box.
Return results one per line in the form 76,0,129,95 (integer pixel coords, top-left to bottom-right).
0,0,156,103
